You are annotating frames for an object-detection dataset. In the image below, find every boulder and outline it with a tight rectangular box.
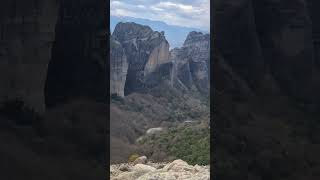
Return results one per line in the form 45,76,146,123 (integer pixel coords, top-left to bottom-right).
146,128,163,135
132,164,156,173
133,156,147,165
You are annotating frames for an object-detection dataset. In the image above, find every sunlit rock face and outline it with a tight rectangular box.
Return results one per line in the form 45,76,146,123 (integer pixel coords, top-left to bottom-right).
170,31,210,95
0,0,60,112
110,35,128,97
112,22,170,95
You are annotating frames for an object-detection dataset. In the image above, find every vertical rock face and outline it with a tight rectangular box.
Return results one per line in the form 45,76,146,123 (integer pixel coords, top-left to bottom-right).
170,31,210,95
213,1,320,180
214,0,319,104
110,35,128,97
307,0,320,67
112,22,170,95
45,0,107,107
253,0,315,102
0,0,60,112
213,0,265,90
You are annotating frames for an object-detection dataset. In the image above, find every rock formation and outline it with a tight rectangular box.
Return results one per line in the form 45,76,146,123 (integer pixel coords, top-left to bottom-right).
0,0,108,111
112,22,171,95
0,1,108,179
0,0,60,112
45,0,108,108
110,35,128,97
170,31,210,95
213,0,320,179
213,0,320,106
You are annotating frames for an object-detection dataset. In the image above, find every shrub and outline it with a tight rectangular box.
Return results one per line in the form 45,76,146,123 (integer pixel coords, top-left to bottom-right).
111,94,124,103
139,124,210,165
128,154,140,163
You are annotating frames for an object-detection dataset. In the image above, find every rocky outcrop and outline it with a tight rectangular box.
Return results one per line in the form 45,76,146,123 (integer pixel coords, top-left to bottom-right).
112,22,171,95
0,0,60,112
110,35,128,97
110,159,210,180
170,31,210,95
45,0,107,108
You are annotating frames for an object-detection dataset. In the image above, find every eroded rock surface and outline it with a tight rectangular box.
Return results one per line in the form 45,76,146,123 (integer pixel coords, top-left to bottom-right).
112,22,170,95
110,35,128,97
170,31,210,95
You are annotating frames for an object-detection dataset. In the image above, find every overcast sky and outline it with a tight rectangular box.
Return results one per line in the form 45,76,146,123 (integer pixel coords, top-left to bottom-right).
110,0,210,31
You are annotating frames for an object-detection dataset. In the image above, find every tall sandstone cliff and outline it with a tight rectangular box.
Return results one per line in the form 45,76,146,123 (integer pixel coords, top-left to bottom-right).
111,22,171,96
170,31,210,95
110,23,210,97
110,35,128,97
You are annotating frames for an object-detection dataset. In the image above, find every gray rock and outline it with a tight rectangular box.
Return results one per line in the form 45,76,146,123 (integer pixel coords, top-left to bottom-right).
110,159,210,180
133,156,148,165
112,22,170,95
146,128,163,135
110,35,128,97
170,31,210,95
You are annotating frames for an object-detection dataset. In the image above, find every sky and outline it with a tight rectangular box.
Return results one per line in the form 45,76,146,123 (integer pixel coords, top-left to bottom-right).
110,0,210,31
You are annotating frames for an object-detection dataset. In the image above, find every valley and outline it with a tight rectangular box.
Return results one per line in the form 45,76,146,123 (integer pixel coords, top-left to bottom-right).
110,22,210,166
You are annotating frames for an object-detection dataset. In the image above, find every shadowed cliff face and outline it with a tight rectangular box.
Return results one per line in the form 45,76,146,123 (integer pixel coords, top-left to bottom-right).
213,0,320,180
45,0,108,108
0,0,108,111
0,0,60,112
0,1,107,179
213,0,320,106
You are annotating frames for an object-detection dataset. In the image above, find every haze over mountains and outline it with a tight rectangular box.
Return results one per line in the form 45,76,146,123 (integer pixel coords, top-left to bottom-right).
110,15,208,48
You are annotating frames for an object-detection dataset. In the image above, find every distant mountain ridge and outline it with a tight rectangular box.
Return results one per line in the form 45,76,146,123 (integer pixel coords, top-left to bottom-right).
110,15,208,48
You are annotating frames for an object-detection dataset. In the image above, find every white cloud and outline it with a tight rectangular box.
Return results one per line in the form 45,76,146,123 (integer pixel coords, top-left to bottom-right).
110,0,210,31
155,2,193,11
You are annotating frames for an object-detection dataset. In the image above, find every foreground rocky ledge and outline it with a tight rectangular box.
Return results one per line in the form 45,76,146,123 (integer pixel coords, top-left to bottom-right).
110,159,210,180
